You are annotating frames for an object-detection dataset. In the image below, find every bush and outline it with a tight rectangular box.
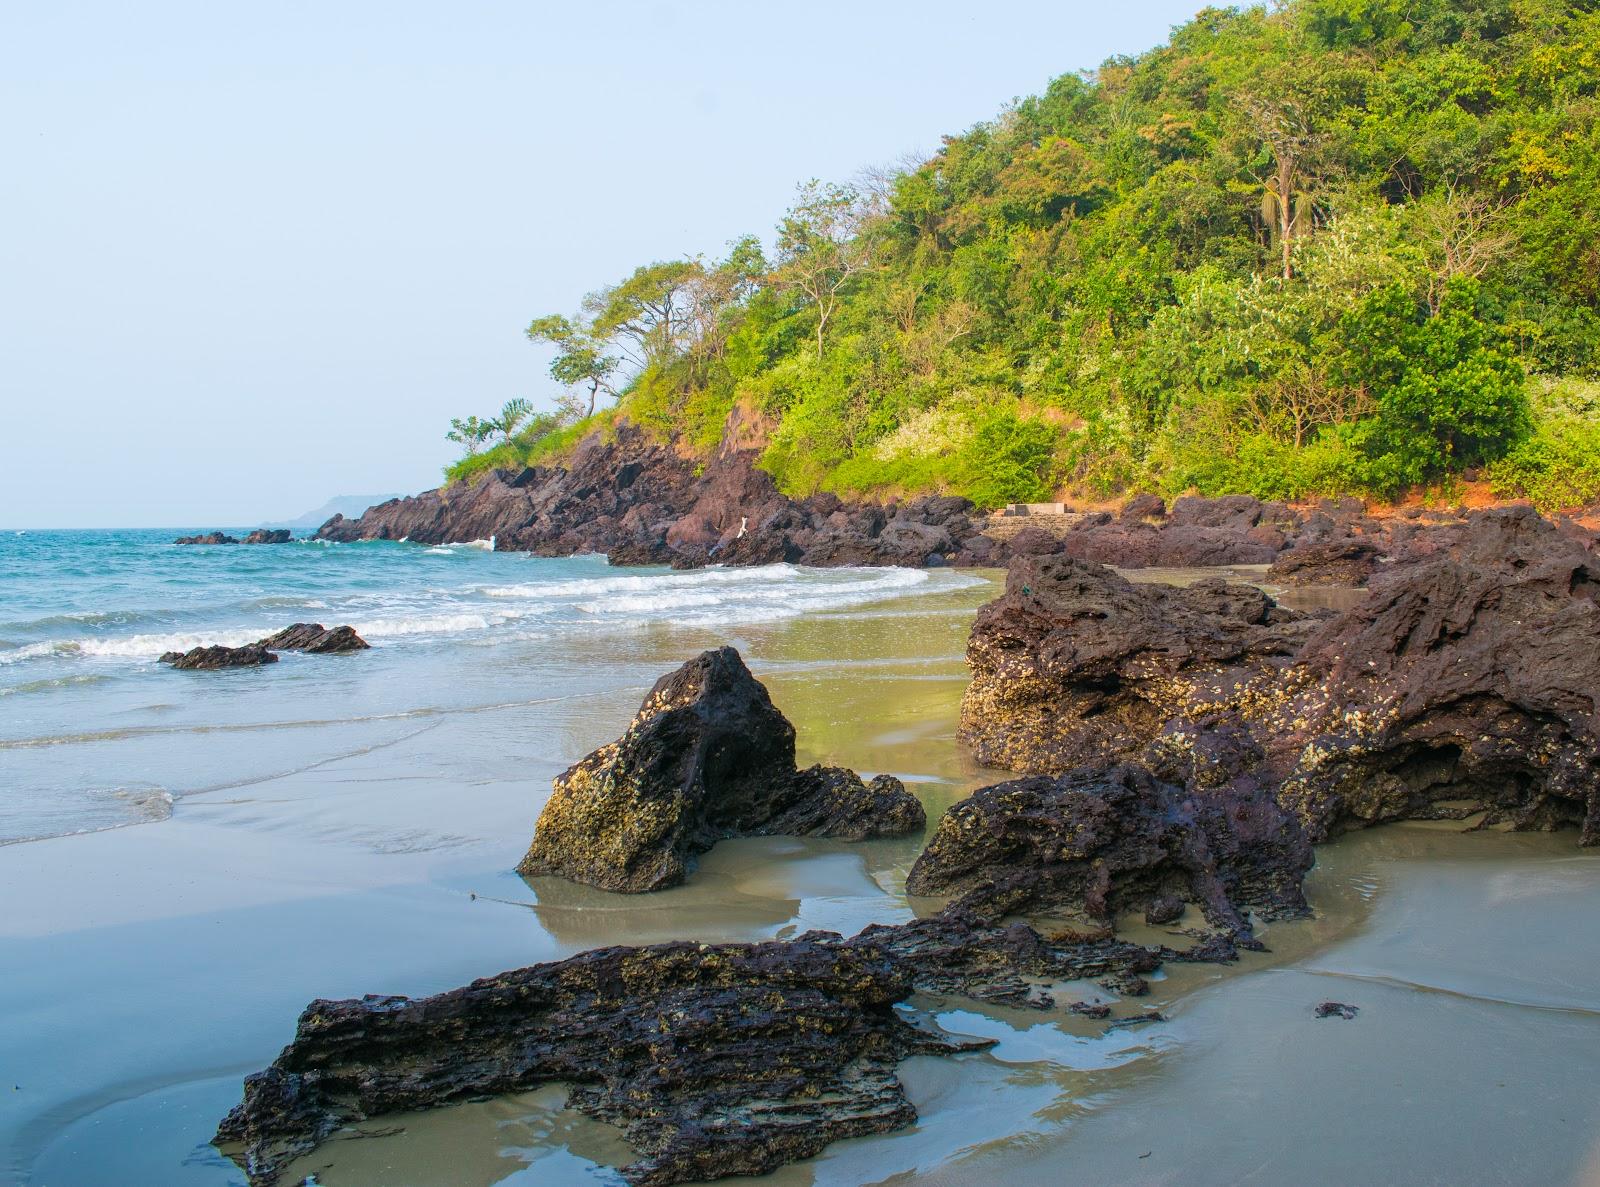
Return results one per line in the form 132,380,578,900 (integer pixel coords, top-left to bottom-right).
1336,281,1529,494
1487,381,1600,512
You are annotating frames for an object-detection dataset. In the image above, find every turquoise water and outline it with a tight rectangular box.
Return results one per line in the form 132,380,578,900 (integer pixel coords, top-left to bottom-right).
0,529,972,844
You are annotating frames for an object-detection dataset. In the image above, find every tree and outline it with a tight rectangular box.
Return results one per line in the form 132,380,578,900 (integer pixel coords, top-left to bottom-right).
774,180,877,358
1337,279,1529,490
526,314,620,418
445,415,496,457
585,260,702,371
1244,90,1328,280
1408,182,1515,312
495,398,534,442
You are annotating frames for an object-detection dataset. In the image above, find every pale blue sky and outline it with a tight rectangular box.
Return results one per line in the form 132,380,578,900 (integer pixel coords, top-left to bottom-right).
2,0,1205,528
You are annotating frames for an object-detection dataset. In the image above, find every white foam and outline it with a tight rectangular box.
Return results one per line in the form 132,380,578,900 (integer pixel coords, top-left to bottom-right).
423,547,455,555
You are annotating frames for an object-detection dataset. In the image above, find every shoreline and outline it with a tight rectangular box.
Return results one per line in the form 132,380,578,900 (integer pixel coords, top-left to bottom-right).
5,559,1600,1185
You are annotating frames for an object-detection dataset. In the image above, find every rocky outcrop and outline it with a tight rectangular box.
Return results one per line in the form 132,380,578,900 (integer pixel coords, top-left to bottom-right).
905,764,1310,936
960,509,1600,846
1273,507,1600,843
256,623,370,653
174,531,239,545
215,913,1238,1187
959,555,1325,773
242,529,292,545
159,625,370,669
159,643,277,670
517,647,925,891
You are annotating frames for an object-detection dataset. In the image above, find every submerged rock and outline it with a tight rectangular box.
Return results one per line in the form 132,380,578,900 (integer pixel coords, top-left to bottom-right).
159,644,277,670
256,623,370,653
214,913,1234,1187
905,764,1310,936
174,531,239,545
517,647,925,892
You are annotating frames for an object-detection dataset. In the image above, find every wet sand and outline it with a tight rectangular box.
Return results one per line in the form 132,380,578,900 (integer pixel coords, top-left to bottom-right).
5,571,1600,1186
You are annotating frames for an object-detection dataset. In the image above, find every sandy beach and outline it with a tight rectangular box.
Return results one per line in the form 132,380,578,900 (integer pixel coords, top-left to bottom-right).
5,566,1600,1186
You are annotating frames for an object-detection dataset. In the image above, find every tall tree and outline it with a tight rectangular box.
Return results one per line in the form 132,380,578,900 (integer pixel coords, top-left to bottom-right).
525,314,620,417
774,181,877,358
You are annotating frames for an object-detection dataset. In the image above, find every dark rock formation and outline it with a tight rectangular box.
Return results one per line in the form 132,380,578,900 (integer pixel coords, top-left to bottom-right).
1267,537,1383,587
905,764,1310,935
1315,1001,1360,1019
961,509,1600,846
1273,507,1600,844
215,913,1238,1187
517,647,925,891
311,413,1594,579
242,529,292,545
159,643,277,670
959,555,1325,774
174,531,239,545
256,623,370,653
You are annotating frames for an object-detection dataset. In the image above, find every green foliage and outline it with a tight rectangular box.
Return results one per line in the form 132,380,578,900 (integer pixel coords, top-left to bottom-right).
1335,280,1528,493
1488,377,1600,511
491,0,1599,508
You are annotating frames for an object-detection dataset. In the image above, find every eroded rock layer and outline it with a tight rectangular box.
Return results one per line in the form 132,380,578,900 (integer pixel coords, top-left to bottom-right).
906,764,1311,935
960,508,1600,845
215,917,1236,1187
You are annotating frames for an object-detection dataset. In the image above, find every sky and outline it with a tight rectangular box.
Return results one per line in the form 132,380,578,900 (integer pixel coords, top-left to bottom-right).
2,0,1206,529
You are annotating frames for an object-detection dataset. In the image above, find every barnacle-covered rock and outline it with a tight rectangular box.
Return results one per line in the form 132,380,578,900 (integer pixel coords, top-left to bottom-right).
905,763,1310,935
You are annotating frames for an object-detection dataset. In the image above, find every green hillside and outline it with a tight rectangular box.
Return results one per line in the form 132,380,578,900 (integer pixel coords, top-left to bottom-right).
454,0,1600,512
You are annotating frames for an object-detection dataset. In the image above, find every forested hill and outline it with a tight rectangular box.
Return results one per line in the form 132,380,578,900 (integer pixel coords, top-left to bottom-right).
451,0,1600,513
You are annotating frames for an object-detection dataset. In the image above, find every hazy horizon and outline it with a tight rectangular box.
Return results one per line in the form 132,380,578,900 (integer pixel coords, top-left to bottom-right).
3,0,1204,529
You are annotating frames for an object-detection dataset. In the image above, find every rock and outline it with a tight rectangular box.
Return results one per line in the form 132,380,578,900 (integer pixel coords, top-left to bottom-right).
1120,493,1166,521
1144,894,1185,925
1315,1001,1360,1019
905,764,1310,936
255,623,370,653
174,532,239,545
1267,538,1383,587
242,529,292,545
517,648,925,892
213,935,983,1187
215,912,1239,1187
159,644,277,670
958,555,1324,774
1273,508,1600,844
965,509,1600,848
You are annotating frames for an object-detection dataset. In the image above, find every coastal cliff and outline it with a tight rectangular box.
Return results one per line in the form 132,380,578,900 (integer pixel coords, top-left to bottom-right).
317,418,1598,575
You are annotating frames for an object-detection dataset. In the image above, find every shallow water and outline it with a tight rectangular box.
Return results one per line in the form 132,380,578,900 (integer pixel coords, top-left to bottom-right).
3,541,1598,1186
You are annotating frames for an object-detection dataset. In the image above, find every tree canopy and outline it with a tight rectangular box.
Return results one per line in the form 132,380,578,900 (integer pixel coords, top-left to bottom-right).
454,0,1600,511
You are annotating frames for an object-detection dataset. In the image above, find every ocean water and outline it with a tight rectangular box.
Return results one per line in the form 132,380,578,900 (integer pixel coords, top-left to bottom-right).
0,528,980,845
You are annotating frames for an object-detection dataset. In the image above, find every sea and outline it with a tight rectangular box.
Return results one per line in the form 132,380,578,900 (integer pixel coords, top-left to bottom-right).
0,528,980,846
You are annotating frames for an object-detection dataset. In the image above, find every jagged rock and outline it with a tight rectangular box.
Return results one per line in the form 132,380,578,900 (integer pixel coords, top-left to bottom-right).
1272,507,1600,844
174,532,239,545
242,529,292,545
517,647,925,892
159,644,277,670
959,555,1324,774
213,935,982,1187
905,764,1310,935
1267,537,1383,586
214,912,1238,1187
963,510,1600,847
256,623,370,653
